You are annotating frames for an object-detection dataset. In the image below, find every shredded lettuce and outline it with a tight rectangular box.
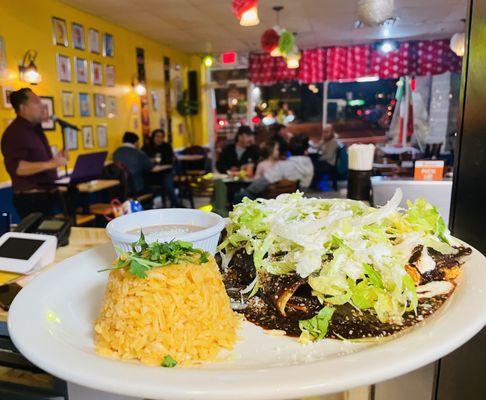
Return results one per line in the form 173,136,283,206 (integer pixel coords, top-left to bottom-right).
299,306,335,343
219,190,456,326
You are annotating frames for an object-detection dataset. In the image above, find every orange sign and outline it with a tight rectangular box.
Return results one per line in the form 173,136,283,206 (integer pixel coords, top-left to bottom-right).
414,160,444,181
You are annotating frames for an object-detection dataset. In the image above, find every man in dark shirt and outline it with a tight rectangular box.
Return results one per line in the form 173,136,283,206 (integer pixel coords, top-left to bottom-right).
1,88,68,218
216,126,259,173
113,132,154,195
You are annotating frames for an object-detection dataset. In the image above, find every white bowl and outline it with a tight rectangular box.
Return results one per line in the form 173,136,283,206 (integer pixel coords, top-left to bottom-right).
106,209,225,255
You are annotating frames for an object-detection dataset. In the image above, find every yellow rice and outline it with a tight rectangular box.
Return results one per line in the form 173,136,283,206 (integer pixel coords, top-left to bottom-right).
94,257,239,366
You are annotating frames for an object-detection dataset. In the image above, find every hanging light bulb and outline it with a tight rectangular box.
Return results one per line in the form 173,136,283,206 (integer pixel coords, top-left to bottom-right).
240,5,259,26
232,0,259,27
286,47,301,69
450,32,465,57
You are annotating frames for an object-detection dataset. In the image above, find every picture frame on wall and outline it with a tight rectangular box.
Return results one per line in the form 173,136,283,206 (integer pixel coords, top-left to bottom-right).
79,92,91,117
71,23,85,50
61,91,74,117
91,61,102,85
57,54,72,82
88,28,100,54
40,96,55,131
0,37,7,79
106,95,116,117
1,86,13,109
75,57,88,83
96,124,108,148
105,65,115,86
52,17,68,47
102,33,114,57
93,93,106,117
64,127,78,150
82,125,94,149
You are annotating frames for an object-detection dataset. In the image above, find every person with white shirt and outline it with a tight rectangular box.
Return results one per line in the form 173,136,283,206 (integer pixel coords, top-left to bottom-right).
233,135,314,203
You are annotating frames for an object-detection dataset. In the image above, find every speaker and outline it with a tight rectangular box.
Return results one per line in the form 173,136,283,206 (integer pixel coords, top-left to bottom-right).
188,70,198,103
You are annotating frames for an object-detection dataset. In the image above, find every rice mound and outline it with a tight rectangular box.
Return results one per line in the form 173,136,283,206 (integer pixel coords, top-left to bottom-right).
94,257,239,366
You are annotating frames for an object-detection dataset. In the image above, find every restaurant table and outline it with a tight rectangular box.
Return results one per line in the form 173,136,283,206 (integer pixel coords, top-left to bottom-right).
58,179,120,215
176,154,205,162
0,227,371,400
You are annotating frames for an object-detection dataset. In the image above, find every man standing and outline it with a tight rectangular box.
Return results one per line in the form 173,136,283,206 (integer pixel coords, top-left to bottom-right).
1,88,68,218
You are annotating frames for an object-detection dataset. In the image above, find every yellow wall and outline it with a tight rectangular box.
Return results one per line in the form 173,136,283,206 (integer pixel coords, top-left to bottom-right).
0,0,208,184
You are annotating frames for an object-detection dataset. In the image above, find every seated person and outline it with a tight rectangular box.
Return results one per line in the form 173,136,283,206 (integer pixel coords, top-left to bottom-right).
234,135,314,203
313,124,339,173
113,132,154,195
270,123,293,158
141,128,174,165
216,126,259,173
141,129,180,207
254,140,279,179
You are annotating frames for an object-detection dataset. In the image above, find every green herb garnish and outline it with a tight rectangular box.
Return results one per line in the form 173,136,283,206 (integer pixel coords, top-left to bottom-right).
161,355,177,368
299,306,335,343
100,232,210,278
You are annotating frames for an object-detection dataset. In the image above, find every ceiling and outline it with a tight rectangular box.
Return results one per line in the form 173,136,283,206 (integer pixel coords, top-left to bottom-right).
60,0,467,54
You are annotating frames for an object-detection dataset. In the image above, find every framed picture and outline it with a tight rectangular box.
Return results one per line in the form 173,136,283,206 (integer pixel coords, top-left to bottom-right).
88,28,100,54
151,90,159,111
79,92,91,117
75,57,88,83
0,37,7,79
52,17,68,47
105,65,115,86
40,96,55,131
93,93,106,117
57,54,71,82
102,33,114,57
71,23,85,50
82,125,94,149
106,95,116,117
91,61,102,85
64,127,78,150
1,86,13,108
61,91,74,117
96,124,108,148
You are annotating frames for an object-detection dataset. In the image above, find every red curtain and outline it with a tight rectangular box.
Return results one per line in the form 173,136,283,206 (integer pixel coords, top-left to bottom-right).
250,39,462,85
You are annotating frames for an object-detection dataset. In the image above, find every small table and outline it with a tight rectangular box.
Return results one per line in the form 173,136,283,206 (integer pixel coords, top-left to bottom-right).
151,164,172,173
176,154,204,162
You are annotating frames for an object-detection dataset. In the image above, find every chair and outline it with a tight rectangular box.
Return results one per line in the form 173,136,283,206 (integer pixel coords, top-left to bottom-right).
262,179,299,199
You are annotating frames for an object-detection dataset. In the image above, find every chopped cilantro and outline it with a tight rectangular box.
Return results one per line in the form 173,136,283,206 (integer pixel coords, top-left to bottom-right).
161,355,177,368
99,233,210,278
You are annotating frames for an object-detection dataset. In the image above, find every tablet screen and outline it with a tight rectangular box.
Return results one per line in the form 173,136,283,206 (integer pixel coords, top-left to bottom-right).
0,237,45,260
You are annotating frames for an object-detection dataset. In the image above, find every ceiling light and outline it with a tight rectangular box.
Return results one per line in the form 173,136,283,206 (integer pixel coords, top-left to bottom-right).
240,5,259,26
356,76,380,82
450,32,465,57
286,47,301,69
19,50,42,84
232,0,260,27
377,40,398,54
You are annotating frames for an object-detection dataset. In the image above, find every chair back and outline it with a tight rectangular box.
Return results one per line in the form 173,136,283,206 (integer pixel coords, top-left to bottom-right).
262,179,299,199
101,162,134,199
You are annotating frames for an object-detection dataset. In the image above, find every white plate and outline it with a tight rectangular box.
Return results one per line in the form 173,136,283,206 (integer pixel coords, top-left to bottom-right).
8,243,486,400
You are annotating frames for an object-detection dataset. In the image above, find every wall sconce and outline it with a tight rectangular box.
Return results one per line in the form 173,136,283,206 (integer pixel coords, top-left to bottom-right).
19,50,42,84
202,54,215,68
132,76,147,96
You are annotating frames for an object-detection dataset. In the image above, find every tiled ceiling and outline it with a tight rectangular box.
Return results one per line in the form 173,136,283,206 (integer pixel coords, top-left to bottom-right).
60,0,467,54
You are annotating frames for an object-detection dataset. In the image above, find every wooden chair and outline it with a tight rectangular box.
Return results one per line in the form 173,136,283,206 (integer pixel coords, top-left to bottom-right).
262,179,299,199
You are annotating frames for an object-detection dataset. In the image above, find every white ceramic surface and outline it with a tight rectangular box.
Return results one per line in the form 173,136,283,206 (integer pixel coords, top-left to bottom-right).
8,242,486,400
105,209,225,255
